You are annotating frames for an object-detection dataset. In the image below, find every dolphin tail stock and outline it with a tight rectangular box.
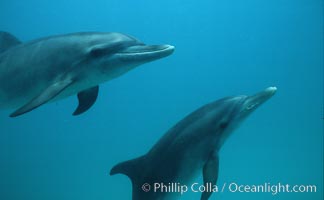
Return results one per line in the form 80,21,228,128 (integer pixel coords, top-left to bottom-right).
0,31,21,54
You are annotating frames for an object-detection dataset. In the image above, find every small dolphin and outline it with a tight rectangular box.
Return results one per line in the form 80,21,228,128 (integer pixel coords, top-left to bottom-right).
110,87,277,200
0,31,174,117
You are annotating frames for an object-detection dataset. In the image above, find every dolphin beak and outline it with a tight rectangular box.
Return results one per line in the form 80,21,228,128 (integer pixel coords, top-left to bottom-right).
117,44,175,62
256,86,277,101
244,87,277,110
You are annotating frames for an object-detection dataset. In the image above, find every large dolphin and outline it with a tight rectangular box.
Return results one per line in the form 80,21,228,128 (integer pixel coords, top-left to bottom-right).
0,31,174,117
110,87,277,200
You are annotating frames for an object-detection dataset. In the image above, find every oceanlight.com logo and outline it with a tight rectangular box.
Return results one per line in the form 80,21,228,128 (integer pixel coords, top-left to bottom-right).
141,182,317,195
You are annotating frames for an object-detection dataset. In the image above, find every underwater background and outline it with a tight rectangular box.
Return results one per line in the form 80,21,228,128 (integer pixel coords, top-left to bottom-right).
0,0,323,199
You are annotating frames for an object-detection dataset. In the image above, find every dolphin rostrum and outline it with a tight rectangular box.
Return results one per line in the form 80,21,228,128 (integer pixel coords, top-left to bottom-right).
0,31,174,117
110,87,277,200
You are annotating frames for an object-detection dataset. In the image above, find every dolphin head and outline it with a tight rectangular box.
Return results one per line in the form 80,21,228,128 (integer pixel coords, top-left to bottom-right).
238,86,277,119
83,32,174,79
197,87,277,148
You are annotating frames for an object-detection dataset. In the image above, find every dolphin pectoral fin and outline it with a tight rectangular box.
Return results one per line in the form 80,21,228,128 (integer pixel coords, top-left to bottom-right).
201,153,219,200
73,85,99,116
110,156,147,200
110,155,146,179
10,79,73,117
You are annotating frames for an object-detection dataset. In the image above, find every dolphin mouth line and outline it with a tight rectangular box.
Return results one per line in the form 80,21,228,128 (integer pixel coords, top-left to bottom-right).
116,45,175,56
244,86,277,110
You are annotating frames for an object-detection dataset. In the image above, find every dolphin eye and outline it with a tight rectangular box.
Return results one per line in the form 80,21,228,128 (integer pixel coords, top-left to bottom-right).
219,122,228,130
89,46,115,57
88,42,125,57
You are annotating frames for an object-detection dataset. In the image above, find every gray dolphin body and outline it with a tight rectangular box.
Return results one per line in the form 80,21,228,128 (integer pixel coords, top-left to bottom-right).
0,32,174,117
110,87,277,200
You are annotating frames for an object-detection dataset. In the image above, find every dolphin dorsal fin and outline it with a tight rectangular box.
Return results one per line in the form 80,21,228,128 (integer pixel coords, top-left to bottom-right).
110,155,146,182
0,31,21,54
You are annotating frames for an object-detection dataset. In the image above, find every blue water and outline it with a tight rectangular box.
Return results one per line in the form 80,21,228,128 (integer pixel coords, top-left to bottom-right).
0,0,323,199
